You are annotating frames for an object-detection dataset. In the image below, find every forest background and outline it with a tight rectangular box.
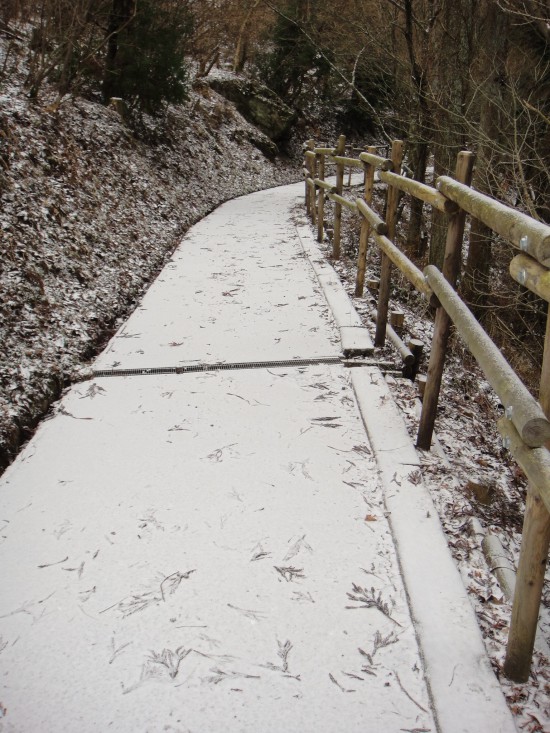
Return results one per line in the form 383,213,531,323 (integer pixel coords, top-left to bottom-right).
0,0,549,460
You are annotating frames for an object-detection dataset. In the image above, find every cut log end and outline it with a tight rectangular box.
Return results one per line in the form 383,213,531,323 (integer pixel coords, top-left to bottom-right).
522,417,550,448
539,236,550,269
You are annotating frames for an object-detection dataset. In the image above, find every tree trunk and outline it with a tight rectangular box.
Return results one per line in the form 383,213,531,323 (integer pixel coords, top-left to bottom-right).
406,138,428,258
427,0,473,268
103,0,135,103
233,0,261,73
462,3,509,313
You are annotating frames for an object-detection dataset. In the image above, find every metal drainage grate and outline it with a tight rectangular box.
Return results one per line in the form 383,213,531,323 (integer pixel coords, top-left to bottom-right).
92,356,344,379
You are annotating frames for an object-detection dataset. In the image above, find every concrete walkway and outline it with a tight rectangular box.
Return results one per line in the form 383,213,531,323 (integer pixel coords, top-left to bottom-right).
0,183,515,732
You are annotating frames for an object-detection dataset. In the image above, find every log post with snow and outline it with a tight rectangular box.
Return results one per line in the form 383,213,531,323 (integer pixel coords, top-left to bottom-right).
304,139,315,216
355,145,378,297
501,247,550,681
416,151,475,450
316,151,326,243
331,135,346,259
405,338,424,381
375,139,403,346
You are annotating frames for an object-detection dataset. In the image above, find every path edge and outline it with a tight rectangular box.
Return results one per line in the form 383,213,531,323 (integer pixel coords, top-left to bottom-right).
352,367,518,733
295,224,374,356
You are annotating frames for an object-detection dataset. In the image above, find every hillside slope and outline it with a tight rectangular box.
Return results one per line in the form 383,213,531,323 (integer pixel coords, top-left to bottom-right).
0,58,297,470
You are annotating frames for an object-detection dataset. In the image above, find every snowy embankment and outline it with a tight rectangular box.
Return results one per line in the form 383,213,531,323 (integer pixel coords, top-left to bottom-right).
0,71,297,470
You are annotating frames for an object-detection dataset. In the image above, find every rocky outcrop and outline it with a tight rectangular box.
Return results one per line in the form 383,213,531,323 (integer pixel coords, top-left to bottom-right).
208,76,297,143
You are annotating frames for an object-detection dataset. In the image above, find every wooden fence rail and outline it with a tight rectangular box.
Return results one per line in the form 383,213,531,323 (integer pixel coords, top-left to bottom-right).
302,135,550,683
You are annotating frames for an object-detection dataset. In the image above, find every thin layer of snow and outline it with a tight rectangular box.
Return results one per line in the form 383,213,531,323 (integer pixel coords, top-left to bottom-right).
295,222,373,354
0,366,435,733
0,182,516,732
0,41,299,467
94,186,340,369
1,184,437,731
352,368,517,733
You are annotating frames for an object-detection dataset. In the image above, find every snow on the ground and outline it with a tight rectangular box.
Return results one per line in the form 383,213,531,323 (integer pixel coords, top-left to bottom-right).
0,185,445,732
307,183,550,731
0,38,297,470
0,365,439,733
0,28,548,731
94,186,340,370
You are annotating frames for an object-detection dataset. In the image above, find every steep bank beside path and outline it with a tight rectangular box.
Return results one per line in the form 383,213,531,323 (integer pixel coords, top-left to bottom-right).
0,184,515,732
0,78,296,471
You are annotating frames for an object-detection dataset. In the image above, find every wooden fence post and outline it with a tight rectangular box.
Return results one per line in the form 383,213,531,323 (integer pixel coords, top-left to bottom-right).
310,149,318,227
416,150,475,449
504,308,550,682
332,134,346,259
375,140,403,346
317,152,325,242
305,139,314,216
540,310,550,418
355,145,377,297
504,484,550,681
404,338,424,380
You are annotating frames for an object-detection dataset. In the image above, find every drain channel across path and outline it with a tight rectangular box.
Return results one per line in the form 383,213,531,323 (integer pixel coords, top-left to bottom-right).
0,183,515,732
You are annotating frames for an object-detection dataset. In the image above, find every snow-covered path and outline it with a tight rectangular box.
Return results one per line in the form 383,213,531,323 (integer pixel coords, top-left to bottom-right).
0,184,515,732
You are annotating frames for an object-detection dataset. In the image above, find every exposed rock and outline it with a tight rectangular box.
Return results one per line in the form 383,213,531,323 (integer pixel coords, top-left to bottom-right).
208,76,297,143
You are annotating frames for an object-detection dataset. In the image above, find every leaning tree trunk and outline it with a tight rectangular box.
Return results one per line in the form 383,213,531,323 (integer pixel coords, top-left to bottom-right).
233,0,261,73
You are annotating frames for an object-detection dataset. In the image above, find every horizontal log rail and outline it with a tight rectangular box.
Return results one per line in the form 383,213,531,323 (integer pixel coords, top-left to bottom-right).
356,199,388,235
302,135,550,683
379,170,458,214
329,154,364,169
509,253,550,302
375,232,433,299
425,265,550,448
327,192,357,210
370,308,414,365
314,178,335,192
437,176,550,267
359,151,393,170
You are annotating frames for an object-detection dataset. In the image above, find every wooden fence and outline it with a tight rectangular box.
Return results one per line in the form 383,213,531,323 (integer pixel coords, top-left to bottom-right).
303,135,550,683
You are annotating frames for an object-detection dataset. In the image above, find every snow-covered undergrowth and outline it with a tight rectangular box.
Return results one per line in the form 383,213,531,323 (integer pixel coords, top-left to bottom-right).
0,44,297,470
309,193,550,731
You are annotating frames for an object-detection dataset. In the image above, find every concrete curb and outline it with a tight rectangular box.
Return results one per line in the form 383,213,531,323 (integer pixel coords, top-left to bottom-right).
352,367,518,733
295,224,374,356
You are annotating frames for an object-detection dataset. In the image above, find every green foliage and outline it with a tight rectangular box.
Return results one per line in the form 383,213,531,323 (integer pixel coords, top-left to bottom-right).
107,0,193,115
338,68,392,136
257,2,332,106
